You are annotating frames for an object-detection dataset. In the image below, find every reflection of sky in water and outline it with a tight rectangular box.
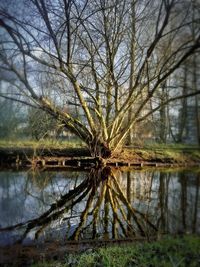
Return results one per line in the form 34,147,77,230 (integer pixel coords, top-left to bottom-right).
0,169,199,244
0,171,87,227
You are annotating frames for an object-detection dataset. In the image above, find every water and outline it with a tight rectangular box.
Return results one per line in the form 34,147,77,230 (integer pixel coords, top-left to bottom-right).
0,167,199,245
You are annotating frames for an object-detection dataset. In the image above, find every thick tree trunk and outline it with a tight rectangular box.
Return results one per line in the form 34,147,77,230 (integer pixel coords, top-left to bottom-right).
88,139,112,158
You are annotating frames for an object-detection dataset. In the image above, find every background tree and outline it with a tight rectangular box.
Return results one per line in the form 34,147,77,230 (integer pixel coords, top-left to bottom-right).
0,74,25,139
27,108,60,140
0,97,22,139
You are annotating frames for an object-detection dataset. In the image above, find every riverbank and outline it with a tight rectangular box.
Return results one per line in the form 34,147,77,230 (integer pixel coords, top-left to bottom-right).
1,235,199,266
0,140,200,168
29,235,200,267
110,144,200,166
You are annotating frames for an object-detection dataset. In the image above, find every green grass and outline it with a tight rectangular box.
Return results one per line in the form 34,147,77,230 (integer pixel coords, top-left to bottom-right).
144,142,199,149
31,235,200,267
125,144,200,163
0,138,85,149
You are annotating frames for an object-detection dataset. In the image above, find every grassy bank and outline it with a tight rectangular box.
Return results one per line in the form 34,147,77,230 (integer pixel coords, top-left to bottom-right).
0,139,85,150
31,236,200,267
111,144,200,165
0,139,200,165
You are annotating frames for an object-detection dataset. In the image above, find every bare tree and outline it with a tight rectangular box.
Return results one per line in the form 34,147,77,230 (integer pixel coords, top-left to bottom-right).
192,0,200,145
0,0,200,157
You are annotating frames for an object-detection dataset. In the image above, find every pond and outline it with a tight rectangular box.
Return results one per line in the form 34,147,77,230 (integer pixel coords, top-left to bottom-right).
0,167,199,246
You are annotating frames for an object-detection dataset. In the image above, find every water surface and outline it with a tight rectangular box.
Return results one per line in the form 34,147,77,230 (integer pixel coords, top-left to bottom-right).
0,167,199,245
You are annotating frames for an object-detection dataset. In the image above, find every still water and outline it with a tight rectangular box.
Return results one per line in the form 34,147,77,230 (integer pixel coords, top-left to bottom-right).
0,167,199,245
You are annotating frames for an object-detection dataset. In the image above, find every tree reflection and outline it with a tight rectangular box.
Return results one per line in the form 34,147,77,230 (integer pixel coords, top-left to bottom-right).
0,168,158,243
0,168,199,245
192,174,199,233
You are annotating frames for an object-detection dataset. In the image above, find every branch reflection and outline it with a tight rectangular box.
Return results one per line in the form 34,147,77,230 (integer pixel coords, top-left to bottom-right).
0,168,199,245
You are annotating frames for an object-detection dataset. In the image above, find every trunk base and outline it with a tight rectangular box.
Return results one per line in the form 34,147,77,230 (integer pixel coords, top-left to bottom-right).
89,141,112,159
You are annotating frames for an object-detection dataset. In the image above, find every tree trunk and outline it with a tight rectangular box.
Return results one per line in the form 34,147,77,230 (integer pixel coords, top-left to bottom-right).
88,138,112,158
